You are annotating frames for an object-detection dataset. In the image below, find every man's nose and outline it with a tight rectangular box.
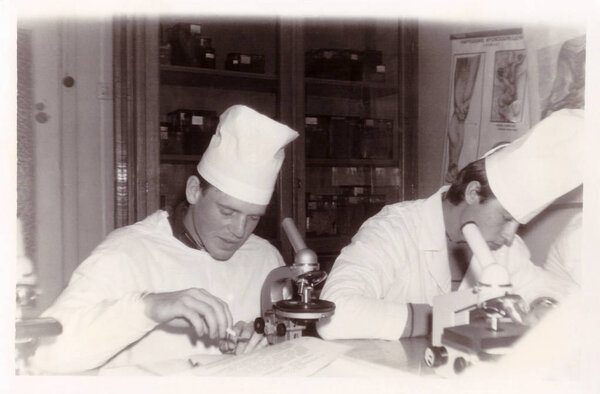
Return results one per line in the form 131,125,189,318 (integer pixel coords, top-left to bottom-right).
229,215,246,238
501,220,519,245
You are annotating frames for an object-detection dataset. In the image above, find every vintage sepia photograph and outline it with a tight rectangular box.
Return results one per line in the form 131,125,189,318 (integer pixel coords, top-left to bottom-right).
4,1,600,393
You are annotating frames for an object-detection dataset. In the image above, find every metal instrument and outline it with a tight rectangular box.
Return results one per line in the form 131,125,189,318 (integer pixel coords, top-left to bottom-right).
254,218,335,344
424,222,532,376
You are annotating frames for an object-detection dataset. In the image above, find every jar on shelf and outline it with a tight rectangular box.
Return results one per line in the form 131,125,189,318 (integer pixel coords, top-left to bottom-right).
305,115,330,158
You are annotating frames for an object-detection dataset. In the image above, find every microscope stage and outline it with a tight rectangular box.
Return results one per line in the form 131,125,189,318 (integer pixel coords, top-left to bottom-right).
274,299,335,319
442,321,529,354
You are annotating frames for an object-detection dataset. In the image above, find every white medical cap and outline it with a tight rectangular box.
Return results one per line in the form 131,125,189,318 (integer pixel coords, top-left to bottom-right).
197,105,299,205
485,109,585,224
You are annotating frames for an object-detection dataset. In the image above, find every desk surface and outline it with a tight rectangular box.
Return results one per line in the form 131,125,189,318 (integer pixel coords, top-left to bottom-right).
98,336,433,377
332,337,431,376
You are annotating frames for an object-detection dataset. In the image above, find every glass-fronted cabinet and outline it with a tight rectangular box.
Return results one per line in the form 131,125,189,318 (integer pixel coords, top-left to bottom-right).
156,17,285,245
299,19,418,271
117,16,417,265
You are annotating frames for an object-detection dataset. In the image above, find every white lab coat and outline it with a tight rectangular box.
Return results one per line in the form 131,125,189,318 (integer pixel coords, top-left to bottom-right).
317,187,573,341
543,211,582,286
32,211,283,373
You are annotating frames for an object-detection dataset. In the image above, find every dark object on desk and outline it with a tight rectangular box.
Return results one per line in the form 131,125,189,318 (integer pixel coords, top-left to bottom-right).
16,317,63,375
16,317,62,340
225,53,265,74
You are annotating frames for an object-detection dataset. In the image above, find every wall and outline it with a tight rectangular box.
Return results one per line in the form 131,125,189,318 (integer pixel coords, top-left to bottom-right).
17,18,114,311
416,20,518,198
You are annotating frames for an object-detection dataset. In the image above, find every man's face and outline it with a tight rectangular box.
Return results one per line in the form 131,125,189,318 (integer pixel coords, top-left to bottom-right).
190,186,267,261
464,197,519,251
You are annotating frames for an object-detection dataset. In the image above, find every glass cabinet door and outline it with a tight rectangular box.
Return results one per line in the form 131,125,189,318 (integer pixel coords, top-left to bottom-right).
300,18,416,272
157,17,284,245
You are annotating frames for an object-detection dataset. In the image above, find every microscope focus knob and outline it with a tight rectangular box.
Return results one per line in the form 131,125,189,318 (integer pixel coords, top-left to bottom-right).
453,356,468,374
424,345,448,368
254,317,265,334
276,323,287,337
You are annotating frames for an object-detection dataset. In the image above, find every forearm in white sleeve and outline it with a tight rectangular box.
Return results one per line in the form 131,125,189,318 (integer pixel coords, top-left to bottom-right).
31,252,158,373
33,291,157,373
317,258,409,340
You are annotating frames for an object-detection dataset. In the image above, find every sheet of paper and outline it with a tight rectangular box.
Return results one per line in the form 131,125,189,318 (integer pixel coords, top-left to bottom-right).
180,336,352,377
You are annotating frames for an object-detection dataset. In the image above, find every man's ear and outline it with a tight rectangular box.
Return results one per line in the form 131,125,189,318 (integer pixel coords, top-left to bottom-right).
464,180,481,205
186,175,201,204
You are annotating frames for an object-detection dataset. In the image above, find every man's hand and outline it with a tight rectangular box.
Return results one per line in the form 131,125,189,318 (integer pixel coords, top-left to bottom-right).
219,320,268,355
143,288,233,340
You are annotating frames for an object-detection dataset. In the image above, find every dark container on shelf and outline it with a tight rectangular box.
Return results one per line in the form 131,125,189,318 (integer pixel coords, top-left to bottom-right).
305,115,331,159
306,194,337,236
356,118,394,159
159,122,170,154
167,109,218,155
330,116,359,159
225,53,265,73
363,49,386,82
305,48,363,81
344,49,363,81
168,23,216,69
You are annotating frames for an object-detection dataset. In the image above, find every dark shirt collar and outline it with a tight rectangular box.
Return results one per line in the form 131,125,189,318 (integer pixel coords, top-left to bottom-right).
168,201,204,250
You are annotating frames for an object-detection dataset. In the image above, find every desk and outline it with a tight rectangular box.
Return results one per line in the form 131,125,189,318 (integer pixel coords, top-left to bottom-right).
327,337,432,376
98,336,433,377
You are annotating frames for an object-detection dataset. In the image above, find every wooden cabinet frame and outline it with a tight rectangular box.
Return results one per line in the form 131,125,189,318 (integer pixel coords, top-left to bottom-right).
113,17,417,264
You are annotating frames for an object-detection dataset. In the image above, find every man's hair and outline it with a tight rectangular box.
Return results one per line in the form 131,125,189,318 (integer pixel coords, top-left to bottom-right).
445,158,495,205
198,174,213,194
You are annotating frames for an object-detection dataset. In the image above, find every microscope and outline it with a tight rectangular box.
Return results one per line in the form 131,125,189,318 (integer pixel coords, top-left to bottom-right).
424,222,548,376
15,218,62,375
254,218,335,344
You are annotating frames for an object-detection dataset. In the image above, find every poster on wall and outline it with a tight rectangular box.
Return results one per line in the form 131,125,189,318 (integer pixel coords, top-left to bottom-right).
442,28,530,184
524,26,586,204
524,27,586,126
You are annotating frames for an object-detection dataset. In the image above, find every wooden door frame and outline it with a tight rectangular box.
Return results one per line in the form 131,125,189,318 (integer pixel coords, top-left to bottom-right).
113,16,160,227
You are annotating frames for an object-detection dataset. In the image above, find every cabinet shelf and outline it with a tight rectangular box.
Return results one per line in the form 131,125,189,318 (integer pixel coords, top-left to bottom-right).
306,158,398,167
160,65,278,93
306,235,352,254
160,154,202,163
305,77,396,99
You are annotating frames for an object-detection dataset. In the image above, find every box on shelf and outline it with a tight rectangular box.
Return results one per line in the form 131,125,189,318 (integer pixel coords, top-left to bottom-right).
356,118,394,159
167,23,216,68
305,115,331,159
305,49,363,81
167,109,218,155
225,53,265,73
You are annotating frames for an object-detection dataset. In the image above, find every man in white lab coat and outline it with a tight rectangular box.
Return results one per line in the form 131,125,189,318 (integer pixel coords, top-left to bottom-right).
32,105,299,373
317,109,584,341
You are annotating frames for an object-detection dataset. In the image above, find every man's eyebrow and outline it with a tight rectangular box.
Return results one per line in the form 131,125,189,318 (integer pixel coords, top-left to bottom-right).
216,202,239,212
